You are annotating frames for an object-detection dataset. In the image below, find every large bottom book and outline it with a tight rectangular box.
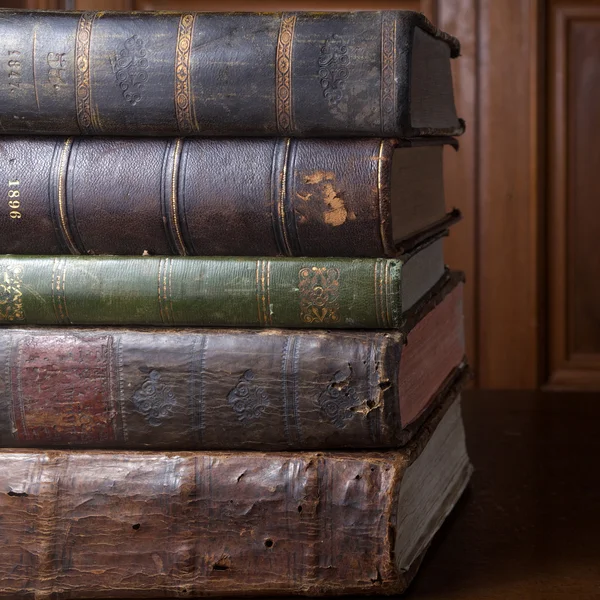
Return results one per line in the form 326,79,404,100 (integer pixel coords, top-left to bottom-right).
0,395,471,597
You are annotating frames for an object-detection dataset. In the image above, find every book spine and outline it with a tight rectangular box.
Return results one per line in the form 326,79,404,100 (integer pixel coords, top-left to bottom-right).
0,136,399,257
0,256,403,328
0,280,466,450
0,448,407,597
0,10,460,137
0,327,401,449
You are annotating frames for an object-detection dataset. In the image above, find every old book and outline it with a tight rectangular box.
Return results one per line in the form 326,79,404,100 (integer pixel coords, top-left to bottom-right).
0,393,471,597
0,136,458,258
0,10,463,138
0,239,449,328
0,279,465,450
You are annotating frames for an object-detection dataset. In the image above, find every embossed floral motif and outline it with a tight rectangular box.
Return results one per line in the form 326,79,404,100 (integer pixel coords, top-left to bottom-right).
132,370,176,427
227,370,270,423
318,34,349,106
0,264,24,322
299,266,340,324
110,35,149,106
318,365,362,429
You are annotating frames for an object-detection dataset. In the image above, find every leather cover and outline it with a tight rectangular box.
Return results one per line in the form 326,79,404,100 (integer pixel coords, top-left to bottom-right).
0,135,456,257
0,253,449,328
0,10,462,137
0,280,466,450
0,394,466,598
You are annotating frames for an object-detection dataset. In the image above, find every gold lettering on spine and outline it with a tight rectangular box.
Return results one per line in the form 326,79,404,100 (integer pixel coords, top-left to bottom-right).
75,12,97,134
0,264,25,322
276,14,297,134
175,14,198,134
380,13,397,134
57,137,80,255
170,138,188,255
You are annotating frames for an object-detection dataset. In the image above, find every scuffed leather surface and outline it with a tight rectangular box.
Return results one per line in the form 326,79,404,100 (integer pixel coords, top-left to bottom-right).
0,393,464,599
0,10,461,137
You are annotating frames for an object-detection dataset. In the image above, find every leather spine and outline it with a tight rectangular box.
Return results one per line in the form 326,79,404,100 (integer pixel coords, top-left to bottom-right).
0,281,466,450
0,136,455,257
0,255,410,328
0,394,463,598
0,10,462,138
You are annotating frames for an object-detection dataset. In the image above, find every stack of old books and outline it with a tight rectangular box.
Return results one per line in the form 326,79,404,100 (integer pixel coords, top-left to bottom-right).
0,9,471,597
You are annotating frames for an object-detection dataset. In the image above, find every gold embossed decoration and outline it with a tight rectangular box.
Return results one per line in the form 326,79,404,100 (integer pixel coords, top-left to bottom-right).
0,264,25,322
380,13,397,134
276,14,297,134
75,12,97,134
175,13,197,134
299,266,340,324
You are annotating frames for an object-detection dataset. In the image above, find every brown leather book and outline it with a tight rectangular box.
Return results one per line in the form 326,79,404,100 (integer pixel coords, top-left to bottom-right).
0,136,458,257
0,277,465,450
0,393,471,598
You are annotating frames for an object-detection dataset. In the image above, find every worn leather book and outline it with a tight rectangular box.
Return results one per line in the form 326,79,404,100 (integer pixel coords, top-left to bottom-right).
0,135,458,257
0,278,465,450
0,393,471,598
0,10,463,138
0,239,448,328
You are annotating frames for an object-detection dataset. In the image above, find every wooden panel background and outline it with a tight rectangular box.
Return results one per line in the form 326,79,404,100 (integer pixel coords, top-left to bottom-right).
6,0,600,389
548,0,600,389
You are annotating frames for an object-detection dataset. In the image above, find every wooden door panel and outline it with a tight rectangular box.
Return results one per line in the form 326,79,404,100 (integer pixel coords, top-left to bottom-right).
548,0,600,388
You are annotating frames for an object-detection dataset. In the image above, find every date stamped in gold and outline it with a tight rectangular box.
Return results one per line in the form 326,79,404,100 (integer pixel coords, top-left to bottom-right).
7,179,21,219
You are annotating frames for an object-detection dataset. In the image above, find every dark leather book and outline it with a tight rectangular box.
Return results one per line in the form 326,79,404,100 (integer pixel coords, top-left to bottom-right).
0,10,463,138
0,238,448,328
0,393,471,597
0,278,465,450
0,135,458,257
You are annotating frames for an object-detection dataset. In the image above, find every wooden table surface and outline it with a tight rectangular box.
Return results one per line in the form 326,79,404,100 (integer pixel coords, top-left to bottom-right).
404,390,600,599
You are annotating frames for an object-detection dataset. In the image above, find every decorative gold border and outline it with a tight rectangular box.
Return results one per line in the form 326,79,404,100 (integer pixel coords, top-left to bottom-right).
51,258,70,325
0,264,25,323
57,137,80,255
380,13,397,134
276,14,296,135
175,14,197,134
157,257,174,325
75,12,96,134
255,259,272,326
170,138,188,255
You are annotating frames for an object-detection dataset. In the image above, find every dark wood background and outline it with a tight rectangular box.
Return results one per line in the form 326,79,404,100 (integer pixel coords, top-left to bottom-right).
5,0,600,390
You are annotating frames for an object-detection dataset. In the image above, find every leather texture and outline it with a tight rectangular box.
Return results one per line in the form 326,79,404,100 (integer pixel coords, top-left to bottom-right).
0,280,466,450
0,136,454,257
0,394,462,598
0,10,462,137
0,254,450,328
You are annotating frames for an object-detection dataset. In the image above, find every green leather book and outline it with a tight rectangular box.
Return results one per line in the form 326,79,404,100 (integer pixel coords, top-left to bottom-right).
0,238,445,328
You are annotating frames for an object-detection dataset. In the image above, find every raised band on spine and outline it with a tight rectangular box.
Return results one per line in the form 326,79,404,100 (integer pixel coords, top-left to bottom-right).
276,14,297,135
170,139,188,256
174,14,198,134
75,12,97,135
56,137,81,255
380,13,397,135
